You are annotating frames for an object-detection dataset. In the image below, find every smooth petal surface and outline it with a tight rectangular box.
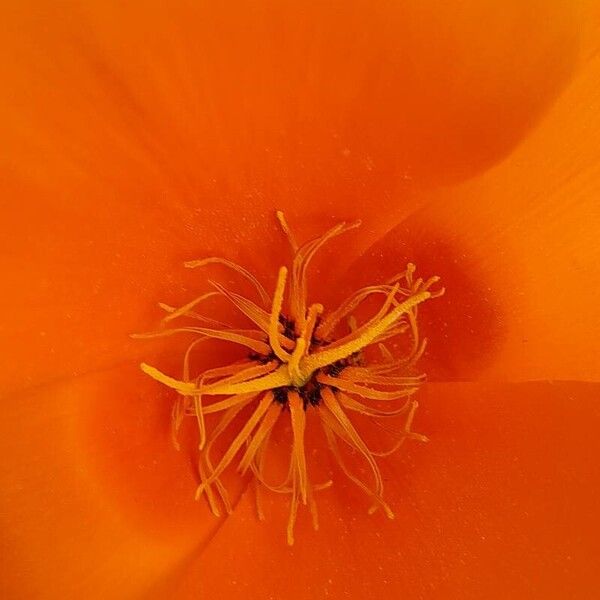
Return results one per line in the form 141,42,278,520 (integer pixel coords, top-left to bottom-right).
150,382,600,600
345,32,600,381
0,363,240,599
0,0,583,393
1,1,598,599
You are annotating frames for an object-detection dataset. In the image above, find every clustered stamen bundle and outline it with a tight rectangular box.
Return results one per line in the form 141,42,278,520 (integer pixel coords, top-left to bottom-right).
137,212,443,544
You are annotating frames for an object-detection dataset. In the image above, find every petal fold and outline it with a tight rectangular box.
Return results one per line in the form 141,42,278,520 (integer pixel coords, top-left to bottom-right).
0,0,587,390
0,364,236,599
345,45,600,382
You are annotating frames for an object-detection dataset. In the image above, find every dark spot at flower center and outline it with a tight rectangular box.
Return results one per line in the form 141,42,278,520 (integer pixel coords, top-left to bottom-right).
278,314,296,341
248,350,277,364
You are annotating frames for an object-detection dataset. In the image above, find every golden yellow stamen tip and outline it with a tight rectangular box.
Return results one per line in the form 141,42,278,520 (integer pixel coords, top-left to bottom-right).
140,362,198,395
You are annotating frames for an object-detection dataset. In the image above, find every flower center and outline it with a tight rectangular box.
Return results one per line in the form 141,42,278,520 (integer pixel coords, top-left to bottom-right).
251,313,360,409
135,211,444,544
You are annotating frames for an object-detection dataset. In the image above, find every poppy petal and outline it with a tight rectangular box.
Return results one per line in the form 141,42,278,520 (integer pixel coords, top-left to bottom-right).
0,0,584,392
0,363,244,599
150,381,600,600
344,46,600,381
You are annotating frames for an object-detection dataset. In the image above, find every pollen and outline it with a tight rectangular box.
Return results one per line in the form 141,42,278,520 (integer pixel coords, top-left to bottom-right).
135,212,444,545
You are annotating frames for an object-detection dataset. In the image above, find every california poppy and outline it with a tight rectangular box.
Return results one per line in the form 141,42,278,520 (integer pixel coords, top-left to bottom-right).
1,1,599,599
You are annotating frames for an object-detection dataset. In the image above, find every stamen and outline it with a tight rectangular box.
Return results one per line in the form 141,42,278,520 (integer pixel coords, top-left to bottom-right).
159,291,222,324
183,340,210,449
252,441,294,494
202,391,258,415
276,210,299,254
316,283,400,354
288,303,324,386
191,361,254,384
193,388,207,450
340,367,425,386
290,220,360,329
199,365,292,397
238,402,282,474
184,257,271,307
337,392,412,418
268,267,293,362
317,284,398,338
170,397,186,452
348,315,358,332
320,407,393,519
205,360,278,390
302,303,323,346
303,291,431,374
369,401,429,457
201,401,254,511
196,392,274,497
317,373,419,401
138,211,443,543
288,338,307,386
407,338,428,368
289,391,308,504
133,326,271,355
307,485,320,531
209,280,271,333
197,453,223,517
321,388,386,503
287,474,300,546
254,476,266,521
141,363,199,395
385,262,415,285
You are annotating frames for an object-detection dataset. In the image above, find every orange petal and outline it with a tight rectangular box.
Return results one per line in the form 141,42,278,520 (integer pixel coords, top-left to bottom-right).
441,47,600,383
151,381,600,599
0,363,247,599
344,39,600,381
0,0,585,392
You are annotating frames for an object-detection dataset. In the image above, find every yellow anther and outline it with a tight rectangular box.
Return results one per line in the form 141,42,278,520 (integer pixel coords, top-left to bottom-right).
137,211,442,545
276,210,299,253
269,266,292,362
301,303,323,345
288,338,308,387
140,363,199,395
303,291,431,376
142,362,293,397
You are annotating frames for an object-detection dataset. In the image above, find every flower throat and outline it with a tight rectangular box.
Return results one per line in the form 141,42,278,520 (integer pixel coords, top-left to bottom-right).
136,212,444,545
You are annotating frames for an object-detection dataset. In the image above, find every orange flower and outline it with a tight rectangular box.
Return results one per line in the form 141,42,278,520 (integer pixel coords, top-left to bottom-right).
1,2,599,599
